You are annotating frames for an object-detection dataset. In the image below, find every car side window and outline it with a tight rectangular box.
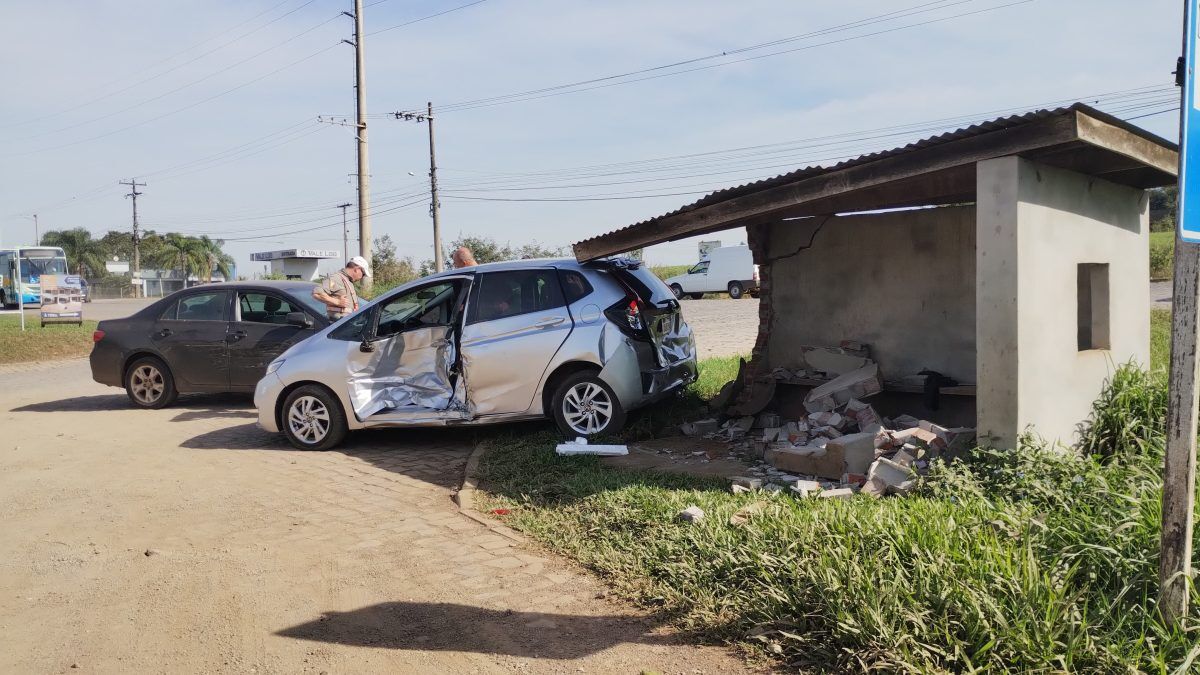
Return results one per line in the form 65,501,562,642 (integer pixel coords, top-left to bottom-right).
558,270,593,304
167,292,229,321
238,292,302,325
689,261,709,274
328,311,370,341
470,270,565,324
376,281,460,338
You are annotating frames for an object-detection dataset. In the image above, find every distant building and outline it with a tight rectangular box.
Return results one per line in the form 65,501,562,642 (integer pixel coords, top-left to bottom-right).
250,249,339,281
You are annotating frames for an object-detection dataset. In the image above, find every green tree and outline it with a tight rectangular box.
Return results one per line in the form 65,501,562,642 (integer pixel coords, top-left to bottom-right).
153,234,207,280
372,235,419,288
193,236,235,282
40,228,109,278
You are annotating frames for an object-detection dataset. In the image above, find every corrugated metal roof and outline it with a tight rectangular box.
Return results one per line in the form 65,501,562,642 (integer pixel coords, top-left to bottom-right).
573,103,1175,251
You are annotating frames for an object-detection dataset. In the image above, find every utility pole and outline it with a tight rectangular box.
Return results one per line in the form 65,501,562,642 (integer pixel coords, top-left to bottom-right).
342,0,372,292
29,214,39,245
1162,0,1199,624
120,179,146,299
391,103,443,271
336,202,352,263
427,102,443,272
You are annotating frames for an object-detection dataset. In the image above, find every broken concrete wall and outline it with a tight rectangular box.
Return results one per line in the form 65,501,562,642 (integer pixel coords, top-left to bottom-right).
976,156,1150,449
764,206,977,384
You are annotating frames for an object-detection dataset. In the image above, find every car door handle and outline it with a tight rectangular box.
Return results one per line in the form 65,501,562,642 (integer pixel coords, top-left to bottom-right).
155,328,172,338
534,316,566,328
228,330,248,342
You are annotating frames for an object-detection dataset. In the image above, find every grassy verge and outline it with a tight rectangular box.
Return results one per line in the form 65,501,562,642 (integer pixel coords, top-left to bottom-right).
1151,231,1174,281
478,349,1200,671
0,315,98,365
1152,307,1170,372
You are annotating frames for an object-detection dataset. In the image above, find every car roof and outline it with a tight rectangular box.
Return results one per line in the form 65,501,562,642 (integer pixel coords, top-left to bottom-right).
421,257,584,280
169,280,316,294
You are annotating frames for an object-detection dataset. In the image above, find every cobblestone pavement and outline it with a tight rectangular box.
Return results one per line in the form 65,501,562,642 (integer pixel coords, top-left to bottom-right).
679,298,759,359
0,361,748,673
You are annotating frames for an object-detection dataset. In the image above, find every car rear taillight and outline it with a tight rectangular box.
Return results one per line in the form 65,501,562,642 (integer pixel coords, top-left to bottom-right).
92,330,105,343
605,295,649,338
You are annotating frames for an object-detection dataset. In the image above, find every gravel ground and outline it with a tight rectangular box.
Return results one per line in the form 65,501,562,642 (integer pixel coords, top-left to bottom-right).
679,298,759,359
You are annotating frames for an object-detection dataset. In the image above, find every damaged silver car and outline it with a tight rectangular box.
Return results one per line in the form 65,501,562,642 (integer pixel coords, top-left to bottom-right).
254,258,697,450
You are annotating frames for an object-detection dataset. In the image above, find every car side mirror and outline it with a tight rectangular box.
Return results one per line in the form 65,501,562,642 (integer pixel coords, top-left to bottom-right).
286,311,313,328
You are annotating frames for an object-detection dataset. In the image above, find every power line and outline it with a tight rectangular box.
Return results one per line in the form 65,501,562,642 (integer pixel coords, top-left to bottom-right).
388,0,1035,116
367,0,489,36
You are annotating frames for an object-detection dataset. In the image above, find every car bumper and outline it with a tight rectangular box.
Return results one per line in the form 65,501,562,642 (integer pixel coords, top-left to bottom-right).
89,344,123,387
254,372,286,433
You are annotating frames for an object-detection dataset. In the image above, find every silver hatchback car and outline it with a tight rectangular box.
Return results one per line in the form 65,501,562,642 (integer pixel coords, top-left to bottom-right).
254,258,697,450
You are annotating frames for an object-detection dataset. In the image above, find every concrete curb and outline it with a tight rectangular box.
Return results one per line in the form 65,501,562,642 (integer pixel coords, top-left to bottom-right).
453,439,525,543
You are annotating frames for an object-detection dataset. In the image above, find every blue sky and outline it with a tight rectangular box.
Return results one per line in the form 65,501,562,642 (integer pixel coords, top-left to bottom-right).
0,0,1184,274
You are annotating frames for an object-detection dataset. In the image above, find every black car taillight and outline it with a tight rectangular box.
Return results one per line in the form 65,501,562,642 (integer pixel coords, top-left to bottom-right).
92,330,105,343
605,296,649,339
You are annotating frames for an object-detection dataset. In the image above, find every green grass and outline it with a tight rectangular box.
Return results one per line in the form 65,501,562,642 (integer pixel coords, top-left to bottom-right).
1152,308,1170,372
477,356,1200,672
1151,231,1174,280
0,315,99,365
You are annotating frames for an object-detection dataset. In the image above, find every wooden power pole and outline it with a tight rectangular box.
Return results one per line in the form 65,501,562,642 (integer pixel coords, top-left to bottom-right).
120,179,146,299
427,102,443,272
1161,0,1199,625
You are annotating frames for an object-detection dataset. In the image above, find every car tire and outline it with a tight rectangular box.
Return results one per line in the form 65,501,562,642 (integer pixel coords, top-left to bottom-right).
281,385,348,451
124,356,179,409
551,371,626,439
670,283,684,299
728,281,745,299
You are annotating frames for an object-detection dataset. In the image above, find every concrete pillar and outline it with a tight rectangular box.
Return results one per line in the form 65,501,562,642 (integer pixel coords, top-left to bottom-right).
975,156,1149,449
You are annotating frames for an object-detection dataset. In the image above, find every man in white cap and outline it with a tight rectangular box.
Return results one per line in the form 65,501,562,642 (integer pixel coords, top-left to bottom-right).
313,256,371,321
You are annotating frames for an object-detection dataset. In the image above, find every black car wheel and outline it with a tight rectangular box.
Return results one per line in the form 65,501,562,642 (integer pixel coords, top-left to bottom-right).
551,372,626,439
728,281,745,299
124,356,179,409
670,283,684,299
282,385,348,451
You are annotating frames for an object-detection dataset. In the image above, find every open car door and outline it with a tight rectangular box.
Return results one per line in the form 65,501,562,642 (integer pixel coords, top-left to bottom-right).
345,277,473,424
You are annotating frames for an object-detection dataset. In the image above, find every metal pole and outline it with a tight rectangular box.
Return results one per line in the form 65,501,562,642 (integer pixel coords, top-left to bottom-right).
32,214,38,245
121,179,146,299
351,0,372,292
427,102,444,272
17,265,24,331
337,202,352,262
1161,0,1199,625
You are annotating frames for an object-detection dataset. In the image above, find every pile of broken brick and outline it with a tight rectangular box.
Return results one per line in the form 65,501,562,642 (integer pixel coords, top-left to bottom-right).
681,344,975,500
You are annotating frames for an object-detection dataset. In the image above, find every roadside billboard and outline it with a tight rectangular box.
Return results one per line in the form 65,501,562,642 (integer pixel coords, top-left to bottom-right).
39,275,83,326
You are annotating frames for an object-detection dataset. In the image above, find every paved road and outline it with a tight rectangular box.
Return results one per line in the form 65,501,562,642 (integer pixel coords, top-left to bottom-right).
679,297,758,359
0,297,154,322
0,360,746,673
1151,280,1172,308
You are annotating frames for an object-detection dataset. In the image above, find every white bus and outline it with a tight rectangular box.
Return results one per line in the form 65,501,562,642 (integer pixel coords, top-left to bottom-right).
0,246,70,308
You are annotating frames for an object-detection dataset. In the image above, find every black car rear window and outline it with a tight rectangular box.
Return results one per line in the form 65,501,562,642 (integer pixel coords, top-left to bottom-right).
558,270,593,304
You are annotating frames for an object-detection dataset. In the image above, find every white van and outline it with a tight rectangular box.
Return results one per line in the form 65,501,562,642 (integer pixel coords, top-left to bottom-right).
664,245,759,299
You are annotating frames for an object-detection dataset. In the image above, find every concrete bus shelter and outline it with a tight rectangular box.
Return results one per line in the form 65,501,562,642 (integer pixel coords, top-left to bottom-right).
250,249,339,281
572,104,1178,448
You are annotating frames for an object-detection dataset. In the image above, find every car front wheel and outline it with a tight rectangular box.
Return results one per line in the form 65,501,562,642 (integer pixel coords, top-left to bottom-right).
551,372,626,439
282,385,348,450
669,283,684,299
124,356,179,409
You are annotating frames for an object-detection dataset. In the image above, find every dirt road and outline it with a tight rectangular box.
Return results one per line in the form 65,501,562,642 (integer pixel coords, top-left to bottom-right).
0,360,748,673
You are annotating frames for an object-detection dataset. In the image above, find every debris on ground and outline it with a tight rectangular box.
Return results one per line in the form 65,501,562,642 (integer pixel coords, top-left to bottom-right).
671,343,978,499
677,505,706,523
729,502,768,527
555,438,629,456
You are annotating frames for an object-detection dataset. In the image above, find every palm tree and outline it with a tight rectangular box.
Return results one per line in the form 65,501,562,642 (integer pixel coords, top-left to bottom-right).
40,228,108,278
194,236,234,283
154,234,207,281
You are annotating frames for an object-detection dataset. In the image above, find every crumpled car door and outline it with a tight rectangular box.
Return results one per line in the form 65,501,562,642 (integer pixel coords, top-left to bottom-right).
344,278,472,423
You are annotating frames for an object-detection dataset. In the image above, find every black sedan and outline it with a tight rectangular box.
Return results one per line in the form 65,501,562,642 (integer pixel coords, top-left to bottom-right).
90,282,332,408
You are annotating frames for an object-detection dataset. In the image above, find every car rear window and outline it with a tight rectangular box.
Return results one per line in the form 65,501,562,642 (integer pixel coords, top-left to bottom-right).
469,269,565,324
614,265,676,307
558,270,593,304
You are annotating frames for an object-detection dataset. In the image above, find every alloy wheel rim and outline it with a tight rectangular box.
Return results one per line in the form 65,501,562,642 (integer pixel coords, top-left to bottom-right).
131,365,165,404
288,395,331,444
562,382,613,435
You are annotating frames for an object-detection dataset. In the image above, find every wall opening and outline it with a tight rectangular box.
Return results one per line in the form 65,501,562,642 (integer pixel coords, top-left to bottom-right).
1077,263,1110,351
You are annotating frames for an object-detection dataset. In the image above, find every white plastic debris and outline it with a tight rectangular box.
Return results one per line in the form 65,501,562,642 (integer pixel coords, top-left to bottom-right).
555,437,628,456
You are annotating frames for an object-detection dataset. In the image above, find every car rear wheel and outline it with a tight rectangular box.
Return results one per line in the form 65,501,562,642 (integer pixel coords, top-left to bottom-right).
552,372,626,439
669,283,684,299
728,281,745,299
124,356,178,409
282,385,348,451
